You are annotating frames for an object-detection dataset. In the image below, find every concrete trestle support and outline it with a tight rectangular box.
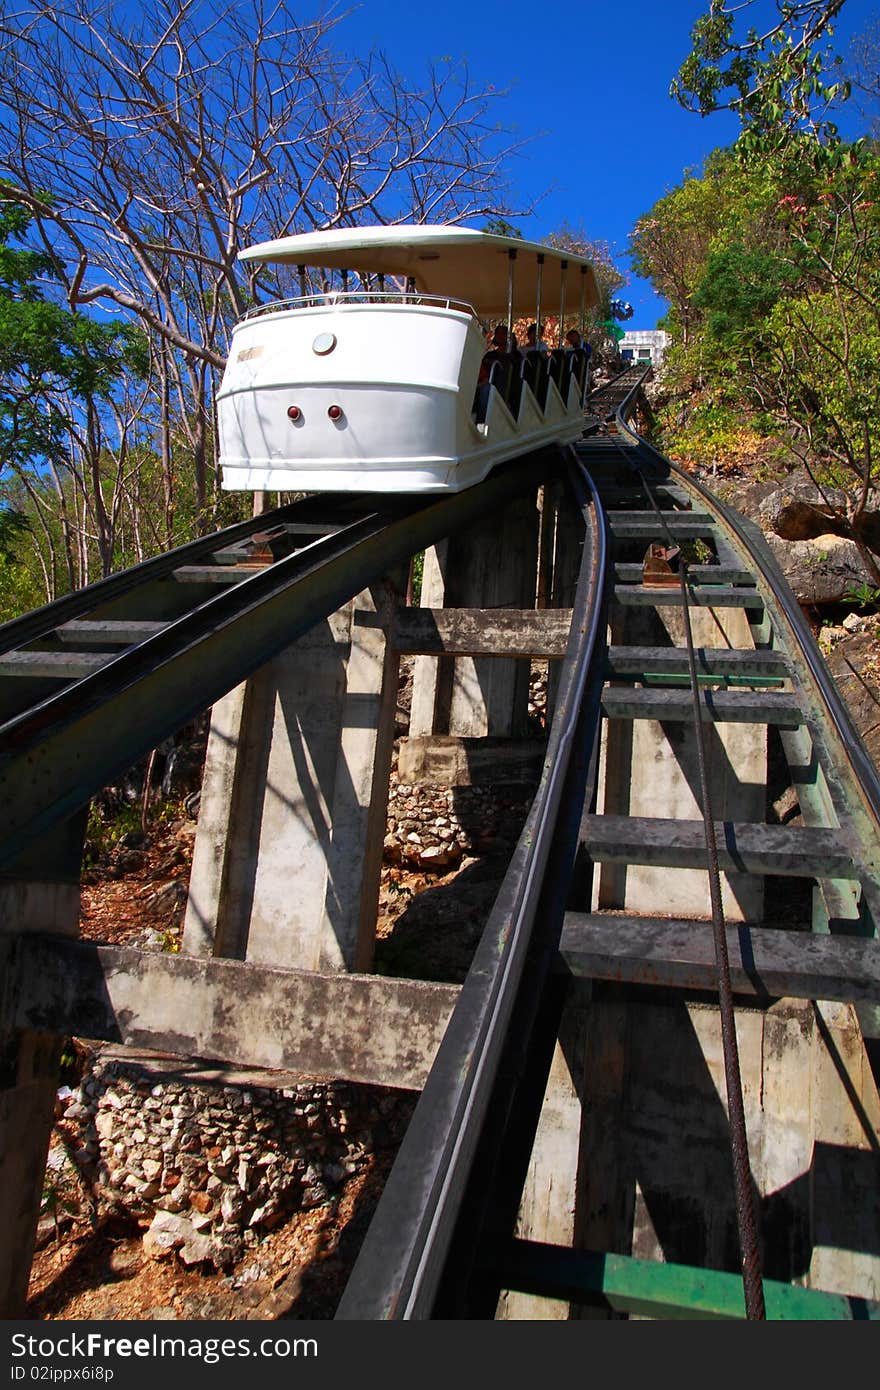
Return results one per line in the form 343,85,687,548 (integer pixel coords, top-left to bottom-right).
0,821,86,1314
183,584,401,973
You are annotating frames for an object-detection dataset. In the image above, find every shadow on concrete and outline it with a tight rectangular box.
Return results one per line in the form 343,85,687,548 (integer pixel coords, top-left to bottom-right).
566,989,880,1309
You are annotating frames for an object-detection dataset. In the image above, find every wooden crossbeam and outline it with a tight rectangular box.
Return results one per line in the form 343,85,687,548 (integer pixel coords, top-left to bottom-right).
0,651,113,679
600,687,802,725
614,564,755,585
608,513,716,539
579,814,855,878
613,584,764,609
606,646,788,678
608,509,715,524
56,620,168,646
596,486,689,505
4,935,459,1091
172,565,257,584
559,913,880,1002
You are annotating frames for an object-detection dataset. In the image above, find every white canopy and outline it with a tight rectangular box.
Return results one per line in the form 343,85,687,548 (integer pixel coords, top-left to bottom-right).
239,224,599,320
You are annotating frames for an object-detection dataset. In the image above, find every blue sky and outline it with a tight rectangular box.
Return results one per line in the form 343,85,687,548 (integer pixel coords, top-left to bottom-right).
337,0,878,329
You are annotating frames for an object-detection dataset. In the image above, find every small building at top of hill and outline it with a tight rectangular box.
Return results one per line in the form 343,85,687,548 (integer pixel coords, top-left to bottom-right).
619,329,669,368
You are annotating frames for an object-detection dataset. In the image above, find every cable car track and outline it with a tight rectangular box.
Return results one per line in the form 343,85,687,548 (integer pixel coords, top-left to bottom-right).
336,367,880,1320
1,367,879,1318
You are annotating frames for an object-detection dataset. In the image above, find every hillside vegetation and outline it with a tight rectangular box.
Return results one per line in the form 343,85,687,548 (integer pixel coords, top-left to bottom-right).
633,1,880,584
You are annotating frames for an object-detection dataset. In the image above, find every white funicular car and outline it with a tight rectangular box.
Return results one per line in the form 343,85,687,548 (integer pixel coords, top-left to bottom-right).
218,224,599,494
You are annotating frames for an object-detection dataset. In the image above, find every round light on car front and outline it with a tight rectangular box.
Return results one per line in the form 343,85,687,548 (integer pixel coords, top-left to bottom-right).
328,404,343,420
287,405,301,421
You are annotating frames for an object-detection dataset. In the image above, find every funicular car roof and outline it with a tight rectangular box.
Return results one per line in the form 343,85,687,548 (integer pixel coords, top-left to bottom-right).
239,224,600,319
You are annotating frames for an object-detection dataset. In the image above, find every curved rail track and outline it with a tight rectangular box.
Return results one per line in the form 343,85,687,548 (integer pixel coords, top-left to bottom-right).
2,368,879,1319
337,366,880,1320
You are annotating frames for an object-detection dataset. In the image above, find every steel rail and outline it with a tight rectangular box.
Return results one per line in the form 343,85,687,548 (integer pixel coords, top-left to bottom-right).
0,451,560,872
335,450,609,1319
0,493,377,660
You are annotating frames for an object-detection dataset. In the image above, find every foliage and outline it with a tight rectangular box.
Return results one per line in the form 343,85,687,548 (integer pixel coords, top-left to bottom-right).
0,195,129,476
0,503,27,557
83,794,189,871
842,580,880,610
694,241,792,340
635,4,880,577
410,551,425,605
670,0,850,152
658,393,774,473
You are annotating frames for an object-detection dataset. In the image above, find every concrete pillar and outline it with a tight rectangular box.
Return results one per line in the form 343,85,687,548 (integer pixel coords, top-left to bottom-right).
497,985,594,1320
595,602,767,922
183,582,400,973
409,495,540,738
0,819,85,1316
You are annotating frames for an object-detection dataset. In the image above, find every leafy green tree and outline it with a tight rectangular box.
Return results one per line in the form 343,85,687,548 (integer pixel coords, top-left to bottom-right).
670,0,850,153
635,2,880,580
0,197,125,478
694,242,792,341
0,194,162,606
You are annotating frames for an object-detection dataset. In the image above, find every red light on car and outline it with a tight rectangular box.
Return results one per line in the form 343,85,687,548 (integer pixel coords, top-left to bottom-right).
287,404,301,421
327,404,343,420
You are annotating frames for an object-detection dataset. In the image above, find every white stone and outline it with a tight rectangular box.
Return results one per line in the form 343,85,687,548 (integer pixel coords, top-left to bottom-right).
95,1112,115,1141
143,1212,191,1260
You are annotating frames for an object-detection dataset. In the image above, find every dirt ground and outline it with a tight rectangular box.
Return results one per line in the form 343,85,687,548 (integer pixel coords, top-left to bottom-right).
28,1154,399,1322
26,797,511,1321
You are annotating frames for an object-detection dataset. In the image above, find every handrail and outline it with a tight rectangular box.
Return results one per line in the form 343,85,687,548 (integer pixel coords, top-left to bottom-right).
243,291,480,321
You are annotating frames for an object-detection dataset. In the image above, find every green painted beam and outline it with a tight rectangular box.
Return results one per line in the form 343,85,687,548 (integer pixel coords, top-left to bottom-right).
494,1240,880,1320
637,673,787,689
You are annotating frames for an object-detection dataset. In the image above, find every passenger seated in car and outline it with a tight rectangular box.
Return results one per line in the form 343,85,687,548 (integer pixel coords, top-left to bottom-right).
564,328,591,394
522,322,549,354
479,323,512,382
